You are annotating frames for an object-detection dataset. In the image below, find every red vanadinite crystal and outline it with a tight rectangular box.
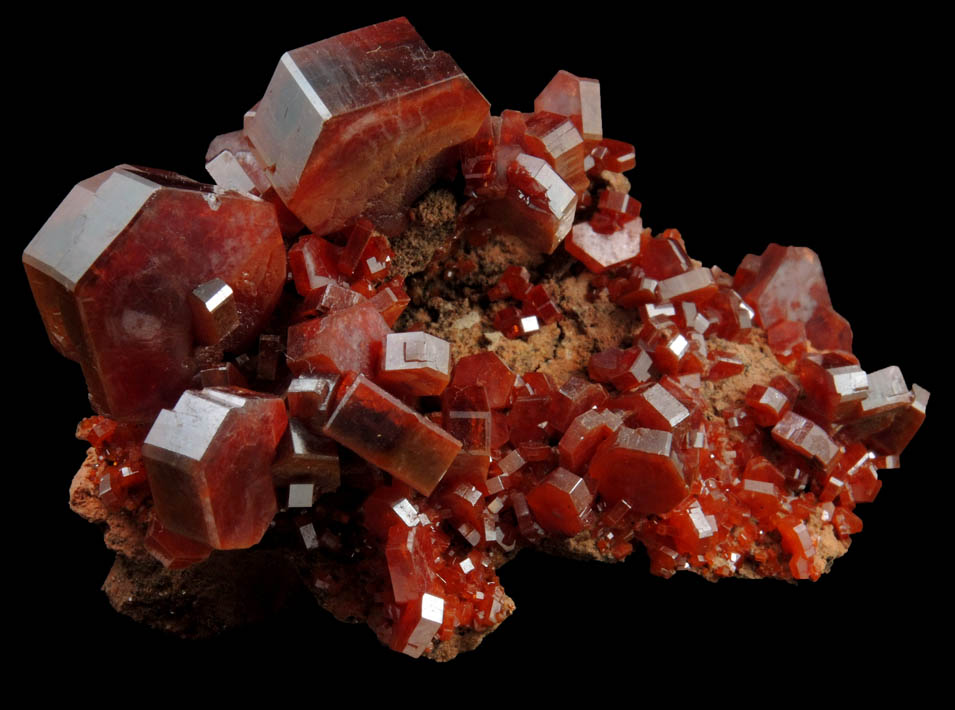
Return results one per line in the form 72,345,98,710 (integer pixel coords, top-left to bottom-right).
589,427,688,513
244,18,489,236
378,332,452,397
323,374,461,496
526,468,593,535
204,129,304,238
31,18,930,662
287,302,392,377
143,387,288,549
145,518,213,569
24,166,286,423
450,353,517,410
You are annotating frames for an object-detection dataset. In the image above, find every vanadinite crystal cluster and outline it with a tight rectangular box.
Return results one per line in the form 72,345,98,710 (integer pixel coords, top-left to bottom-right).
24,18,929,660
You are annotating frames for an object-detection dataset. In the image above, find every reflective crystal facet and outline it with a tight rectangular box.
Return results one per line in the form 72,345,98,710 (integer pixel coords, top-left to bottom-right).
245,17,489,236
189,278,238,345
323,374,462,495
142,387,287,549
534,70,603,144
378,332,452,396
566,218,647,273
271,419,340,497
24,166,285,422
204,129,304,237
287,302,391,376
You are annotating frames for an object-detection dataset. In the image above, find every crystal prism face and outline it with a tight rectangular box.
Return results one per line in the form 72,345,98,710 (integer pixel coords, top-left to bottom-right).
271,419,340,497
145,518,213,569
323,374,461,495
286,374,339,430
589,426,687,513
142,387,287,549
24,165,285,423
205,129,304,237
378,332,452,396
245,17,489,236
534,70,603,144
189,278,238,346
206,130,270,194
736,244,852,351
287,302,392,376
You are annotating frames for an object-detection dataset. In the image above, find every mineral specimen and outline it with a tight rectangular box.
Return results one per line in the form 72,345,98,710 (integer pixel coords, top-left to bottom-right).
26,17,931,664
142,387,287,549
24,166,285,423
244,17,489,236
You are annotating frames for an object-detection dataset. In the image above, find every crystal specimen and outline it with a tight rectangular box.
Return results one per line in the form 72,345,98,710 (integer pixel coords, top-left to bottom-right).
24,165,285,423
35,19,931,664
286,302,391,376
188,278,238,345
142,387,287,549
377,332,451,396
244,17,489,236
323,374,461,495
204,129,304,237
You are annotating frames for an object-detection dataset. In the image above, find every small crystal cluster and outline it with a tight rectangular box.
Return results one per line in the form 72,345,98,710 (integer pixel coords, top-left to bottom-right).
25,18,928,659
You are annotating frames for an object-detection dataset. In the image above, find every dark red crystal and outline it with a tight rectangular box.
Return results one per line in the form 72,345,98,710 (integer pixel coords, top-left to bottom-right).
24,166,285,423
244,17,489,236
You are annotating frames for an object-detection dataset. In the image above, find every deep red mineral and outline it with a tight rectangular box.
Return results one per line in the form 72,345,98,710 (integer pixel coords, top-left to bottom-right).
143,387,287,549
244,17,489,236
24,166,285,423
30,18,930,663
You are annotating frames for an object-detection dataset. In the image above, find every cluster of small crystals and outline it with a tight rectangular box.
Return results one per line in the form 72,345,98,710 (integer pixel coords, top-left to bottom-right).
570,238,928,580
489,266,563,338
458,70,636,255
29,18,930,659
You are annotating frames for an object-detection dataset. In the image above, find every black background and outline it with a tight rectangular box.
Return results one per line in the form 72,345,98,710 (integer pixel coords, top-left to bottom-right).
10,5,945,696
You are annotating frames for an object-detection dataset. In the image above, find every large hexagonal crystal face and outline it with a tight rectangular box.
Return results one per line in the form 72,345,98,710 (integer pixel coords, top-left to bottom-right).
23,166,286,423
142,387,288,550
244,17,489,236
